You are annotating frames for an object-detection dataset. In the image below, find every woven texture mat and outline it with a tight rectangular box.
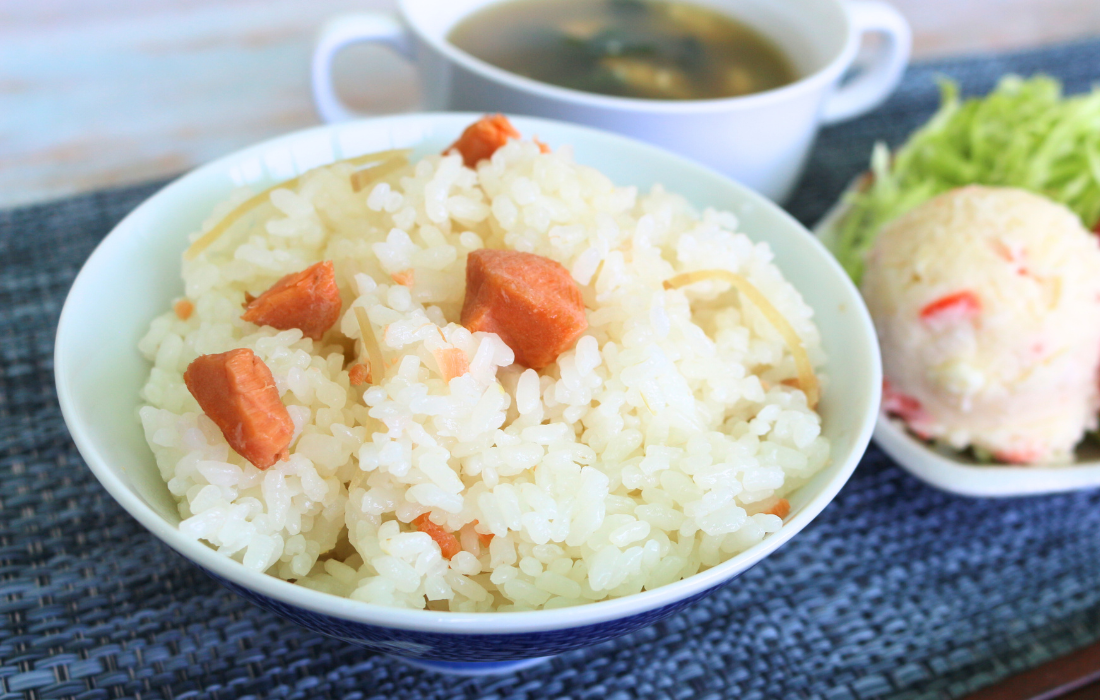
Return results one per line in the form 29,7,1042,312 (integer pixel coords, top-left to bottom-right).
6,39,1100,700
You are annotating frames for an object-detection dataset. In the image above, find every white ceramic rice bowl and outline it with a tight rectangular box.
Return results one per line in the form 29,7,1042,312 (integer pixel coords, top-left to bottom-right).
55,113,880,674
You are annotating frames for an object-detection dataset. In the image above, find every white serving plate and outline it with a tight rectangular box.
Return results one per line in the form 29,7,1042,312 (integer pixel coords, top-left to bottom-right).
874,415,1100,498
816,183,1100,498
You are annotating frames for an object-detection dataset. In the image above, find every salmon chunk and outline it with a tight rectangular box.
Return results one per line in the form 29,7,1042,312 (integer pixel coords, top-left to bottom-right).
472,520,494,547
174,299,194,320
413,513,461,560
433,347,469,382
445,115,521,168
241,261,341,340
348,362,370,386
461,249,588,369
765,499,791,519
183,349,294,469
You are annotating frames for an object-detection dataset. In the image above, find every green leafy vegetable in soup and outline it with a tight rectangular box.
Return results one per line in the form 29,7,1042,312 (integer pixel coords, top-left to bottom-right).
832,76,1100,283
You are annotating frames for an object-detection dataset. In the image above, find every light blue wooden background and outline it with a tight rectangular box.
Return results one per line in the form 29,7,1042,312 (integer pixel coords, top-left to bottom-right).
3,0,1099,208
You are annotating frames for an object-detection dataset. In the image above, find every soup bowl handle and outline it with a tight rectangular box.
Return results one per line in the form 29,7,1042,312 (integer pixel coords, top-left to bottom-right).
821,0,911,125
311,13,417,123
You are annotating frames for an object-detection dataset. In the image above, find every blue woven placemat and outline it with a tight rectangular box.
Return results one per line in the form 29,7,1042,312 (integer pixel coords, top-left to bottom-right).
6,39,1100,700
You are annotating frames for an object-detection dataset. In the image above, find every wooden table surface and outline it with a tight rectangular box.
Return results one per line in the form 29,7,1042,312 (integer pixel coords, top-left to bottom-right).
4,0,1100,209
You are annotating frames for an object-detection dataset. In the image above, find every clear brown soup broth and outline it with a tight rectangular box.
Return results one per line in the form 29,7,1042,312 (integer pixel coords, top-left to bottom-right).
448,0,797,100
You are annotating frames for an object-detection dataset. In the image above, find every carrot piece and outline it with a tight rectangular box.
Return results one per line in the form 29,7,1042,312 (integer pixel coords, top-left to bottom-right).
183,349,293,469
765,499,791,519
445,115,521,168
174,299,194,320
433,347,469,382
535,138,551,154
391,269,415,287
919,290,981,323
461,249,588,369
348,362,370,386
241,261,342,340
413,513,461,560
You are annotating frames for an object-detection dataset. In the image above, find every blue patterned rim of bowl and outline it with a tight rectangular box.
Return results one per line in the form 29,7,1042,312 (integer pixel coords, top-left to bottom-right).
210,570,720,673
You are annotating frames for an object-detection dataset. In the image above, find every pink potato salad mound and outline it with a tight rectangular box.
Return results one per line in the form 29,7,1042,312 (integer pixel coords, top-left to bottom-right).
862,185,1100,464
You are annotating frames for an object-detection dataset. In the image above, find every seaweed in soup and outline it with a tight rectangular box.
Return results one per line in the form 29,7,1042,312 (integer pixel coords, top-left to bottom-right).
449,0,796,101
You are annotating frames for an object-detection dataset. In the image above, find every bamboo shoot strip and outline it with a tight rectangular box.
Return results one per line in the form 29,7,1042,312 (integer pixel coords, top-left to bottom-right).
353,306,386,385
183,148,413,261
350,155,410,193
663,269,819,408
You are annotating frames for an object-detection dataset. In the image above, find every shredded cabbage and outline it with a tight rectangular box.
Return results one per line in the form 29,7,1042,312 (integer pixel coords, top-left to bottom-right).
832,75,1100,282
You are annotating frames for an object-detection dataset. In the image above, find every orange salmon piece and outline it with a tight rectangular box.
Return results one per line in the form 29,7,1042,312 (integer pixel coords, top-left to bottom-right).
413,513,461,559
766,499,791,519
445,114,521,168
461,249,587,369
433,347,469,382
348,362,370,386
471,520,494,547
174,299,194,320
241,261,342,341
183,348,293,469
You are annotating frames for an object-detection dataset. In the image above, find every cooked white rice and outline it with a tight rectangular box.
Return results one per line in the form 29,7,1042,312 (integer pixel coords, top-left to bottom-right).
137,135,828,612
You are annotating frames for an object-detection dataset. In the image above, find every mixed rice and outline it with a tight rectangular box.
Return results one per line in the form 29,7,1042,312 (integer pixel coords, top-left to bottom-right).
137,117,829,612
